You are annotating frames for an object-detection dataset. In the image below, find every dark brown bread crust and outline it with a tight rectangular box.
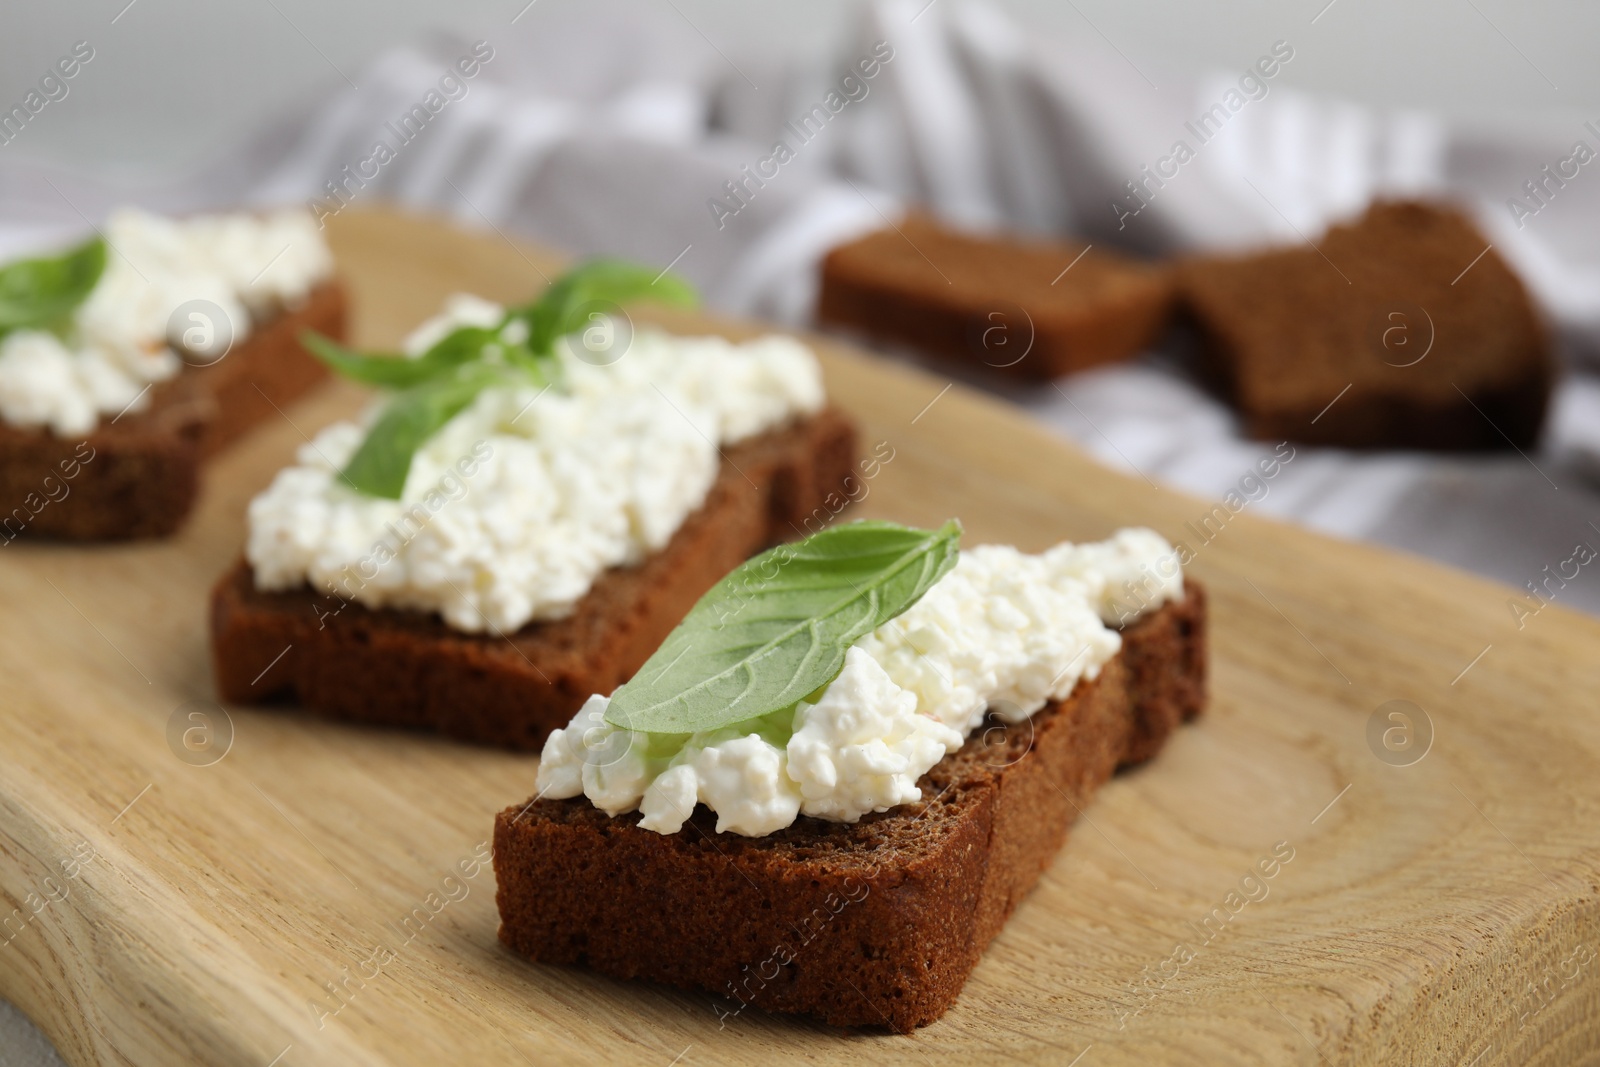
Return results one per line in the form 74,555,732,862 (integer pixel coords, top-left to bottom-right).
210,407,860,750
1177,200,1553,449
817,214,1174,381
493,582,1207,1032
1120,582,1208,766
0,282,345,541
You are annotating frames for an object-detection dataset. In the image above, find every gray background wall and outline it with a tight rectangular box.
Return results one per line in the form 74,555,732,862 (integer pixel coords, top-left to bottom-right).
1,0,1595,183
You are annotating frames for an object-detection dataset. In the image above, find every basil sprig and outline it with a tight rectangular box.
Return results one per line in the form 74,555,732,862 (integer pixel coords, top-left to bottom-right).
604,520,963,735
304,258,698,499
339,362,508,498
0,236,107,339
521,259,696,355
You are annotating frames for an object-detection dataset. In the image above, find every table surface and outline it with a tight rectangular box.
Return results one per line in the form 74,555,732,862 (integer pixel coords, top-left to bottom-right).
1,210,1598,1066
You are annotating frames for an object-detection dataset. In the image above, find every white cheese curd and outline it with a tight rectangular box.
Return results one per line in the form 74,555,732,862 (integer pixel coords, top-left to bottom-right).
856,542,1125,734
541,694,803,837
400,292,505,355
685,732,803,836
1065,526,1185,625
170,210,333,314
785,646,965,823
637,764,700,834
0,332,104,438
245,300,825,633
537,528,1184,837
0,207,333,436
531,696,600,801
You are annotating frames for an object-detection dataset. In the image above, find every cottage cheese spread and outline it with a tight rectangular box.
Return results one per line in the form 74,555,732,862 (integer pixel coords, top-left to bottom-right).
245,297,826,633
0,208,333,436
537,529,1184,837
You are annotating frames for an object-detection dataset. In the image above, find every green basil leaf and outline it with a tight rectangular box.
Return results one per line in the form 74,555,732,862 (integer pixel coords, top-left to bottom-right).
603,519,963,734
518,258,698,357
0,236,107,335
303,332,432,387
422,324,500,366
304,325,525,389
339,363,506,499
325,257,694,497
497,336,561,389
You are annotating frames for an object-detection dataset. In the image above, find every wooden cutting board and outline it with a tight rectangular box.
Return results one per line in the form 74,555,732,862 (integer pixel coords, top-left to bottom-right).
2,210,1597,1067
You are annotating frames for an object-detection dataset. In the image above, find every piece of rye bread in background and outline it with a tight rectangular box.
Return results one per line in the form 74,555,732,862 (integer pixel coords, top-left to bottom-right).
210,407,860,751
0,281,346,541
1177,200,1553,449
493,582,1206,1033
816,214,1174,381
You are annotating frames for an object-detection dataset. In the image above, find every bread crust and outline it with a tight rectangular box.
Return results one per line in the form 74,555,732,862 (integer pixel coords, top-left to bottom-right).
0,281,346,541
817,215,1174,381
493,582,1206,1032
209,407,860,750
1177,200,1552,449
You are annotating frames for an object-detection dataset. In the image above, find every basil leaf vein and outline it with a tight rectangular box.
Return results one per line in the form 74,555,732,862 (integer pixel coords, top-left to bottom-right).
603,520,963,735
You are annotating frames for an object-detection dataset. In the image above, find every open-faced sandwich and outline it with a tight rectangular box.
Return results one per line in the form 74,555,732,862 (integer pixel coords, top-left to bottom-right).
493,518,1206,1031
210,262,859,748
0,208,341,540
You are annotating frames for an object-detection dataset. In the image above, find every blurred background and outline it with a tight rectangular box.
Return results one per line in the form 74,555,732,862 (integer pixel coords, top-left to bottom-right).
2,0,1599,1049
6,0,1600,169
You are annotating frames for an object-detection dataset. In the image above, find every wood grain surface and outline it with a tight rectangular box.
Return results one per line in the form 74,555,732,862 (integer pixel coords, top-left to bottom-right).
1,209,1598,1066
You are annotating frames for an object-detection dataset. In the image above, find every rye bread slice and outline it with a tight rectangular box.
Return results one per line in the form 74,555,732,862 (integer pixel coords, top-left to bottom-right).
817,214,1173,381
493,581,1207,1032
210,407,860,750
0,281,346,541
1177,200,1553,449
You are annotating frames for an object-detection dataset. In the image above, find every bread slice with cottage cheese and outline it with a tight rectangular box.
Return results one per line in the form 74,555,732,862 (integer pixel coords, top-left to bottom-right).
0,282,344,541
492,580,1206,1033
209,405,859,749
0,210,344,542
